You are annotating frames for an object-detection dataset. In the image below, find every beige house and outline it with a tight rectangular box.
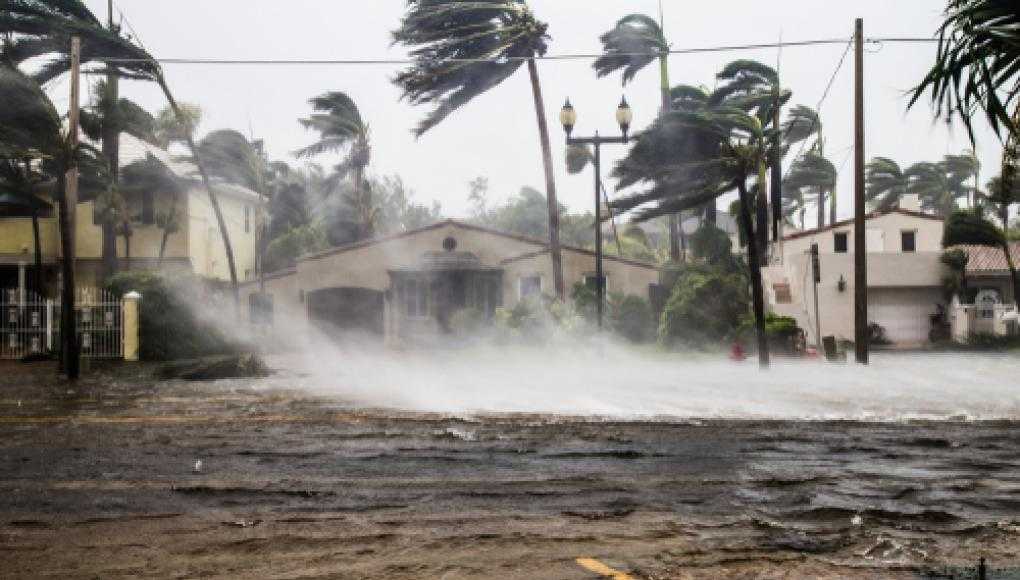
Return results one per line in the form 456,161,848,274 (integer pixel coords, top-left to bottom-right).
241,219,660,344
947,243,1020,340
0,133,263,294
763,196,947,347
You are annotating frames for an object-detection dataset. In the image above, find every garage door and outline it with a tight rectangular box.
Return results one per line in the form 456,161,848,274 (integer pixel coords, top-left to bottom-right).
868,288,942,345
306,287,385,338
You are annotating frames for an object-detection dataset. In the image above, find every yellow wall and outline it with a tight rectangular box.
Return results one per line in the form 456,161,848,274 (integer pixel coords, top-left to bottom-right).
188,187,259,282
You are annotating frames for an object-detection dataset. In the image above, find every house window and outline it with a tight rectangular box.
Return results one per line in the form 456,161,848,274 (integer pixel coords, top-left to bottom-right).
901,230,916,253
404,278,428,317
519,275,541,299
773,283,792,304
244,206,251,233
833,232,848,253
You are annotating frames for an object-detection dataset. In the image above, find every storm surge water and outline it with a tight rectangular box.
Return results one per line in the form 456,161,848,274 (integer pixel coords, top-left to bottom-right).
272,337,1020,421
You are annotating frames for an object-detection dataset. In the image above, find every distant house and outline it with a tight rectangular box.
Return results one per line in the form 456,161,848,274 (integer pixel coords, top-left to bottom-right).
945,242,1020,340
0,133,264,296
763,195,947,347
241,219,660,345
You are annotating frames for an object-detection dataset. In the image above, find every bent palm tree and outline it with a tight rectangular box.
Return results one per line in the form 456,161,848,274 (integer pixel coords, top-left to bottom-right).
611,105,779,367
865,157,909,211
392,0,565,298
3,0,242,314
595,12,683,258
907,161,956,217
295,92,374,239
784,151,837,228
80,79,160,278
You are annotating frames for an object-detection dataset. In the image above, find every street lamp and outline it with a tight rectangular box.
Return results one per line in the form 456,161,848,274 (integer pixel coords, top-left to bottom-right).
560,96,633,330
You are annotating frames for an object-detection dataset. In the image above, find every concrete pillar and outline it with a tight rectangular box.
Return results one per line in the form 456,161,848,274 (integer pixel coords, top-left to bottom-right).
122,291,141,361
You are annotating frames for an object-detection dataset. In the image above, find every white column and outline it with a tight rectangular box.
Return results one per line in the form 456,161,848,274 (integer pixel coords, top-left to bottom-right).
17,262,26,304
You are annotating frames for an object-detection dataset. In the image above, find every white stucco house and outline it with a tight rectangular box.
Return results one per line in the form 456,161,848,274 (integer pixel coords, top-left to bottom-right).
763,195,948,347
241,219,661,346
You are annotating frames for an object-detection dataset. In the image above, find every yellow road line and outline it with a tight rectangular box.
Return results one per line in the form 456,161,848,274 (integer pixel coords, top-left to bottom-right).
575,557,637,580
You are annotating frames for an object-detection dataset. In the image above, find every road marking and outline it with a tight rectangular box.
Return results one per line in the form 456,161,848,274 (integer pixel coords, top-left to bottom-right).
575,557,637,580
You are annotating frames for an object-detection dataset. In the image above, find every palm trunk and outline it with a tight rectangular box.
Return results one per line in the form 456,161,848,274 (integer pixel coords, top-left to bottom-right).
829,185,837,226
756,162,769,266
817,189,826,228
57,172,79,378
157,76,240,318
736,177,769,368
658,55,683,262
158,229,170,264
1000,203,1010,230
31,208,43,294
526,57,564,299
100,65,120,281
1002,240,1020,309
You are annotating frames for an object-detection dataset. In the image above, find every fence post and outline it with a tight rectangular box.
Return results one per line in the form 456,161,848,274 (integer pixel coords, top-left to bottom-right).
45,299,53,351
122,291,141,362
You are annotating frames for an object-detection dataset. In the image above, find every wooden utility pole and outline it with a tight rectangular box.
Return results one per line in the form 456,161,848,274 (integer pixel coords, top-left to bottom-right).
101,0,120,280
61,35,82,379
853,18,868,364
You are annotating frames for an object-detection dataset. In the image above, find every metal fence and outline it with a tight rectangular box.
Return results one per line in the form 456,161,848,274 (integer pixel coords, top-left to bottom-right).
0,287,123,360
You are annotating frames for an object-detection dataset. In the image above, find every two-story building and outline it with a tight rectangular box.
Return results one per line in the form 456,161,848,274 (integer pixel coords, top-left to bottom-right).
0,133,264,296
763,195,947,347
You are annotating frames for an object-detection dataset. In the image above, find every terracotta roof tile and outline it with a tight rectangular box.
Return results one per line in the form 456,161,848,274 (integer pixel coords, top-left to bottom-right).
951,243,1020,275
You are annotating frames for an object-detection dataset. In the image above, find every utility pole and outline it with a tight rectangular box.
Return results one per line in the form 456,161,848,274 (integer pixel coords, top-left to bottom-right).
102,0,120,281
61,35,82,379
853,18,868,364
810,243,822,349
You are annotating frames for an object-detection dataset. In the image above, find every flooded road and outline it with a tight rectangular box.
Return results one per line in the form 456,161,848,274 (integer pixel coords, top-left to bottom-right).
1,362,1019,579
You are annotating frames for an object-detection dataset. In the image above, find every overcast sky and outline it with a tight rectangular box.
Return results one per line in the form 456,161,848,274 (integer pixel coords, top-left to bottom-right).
69,0,1001,224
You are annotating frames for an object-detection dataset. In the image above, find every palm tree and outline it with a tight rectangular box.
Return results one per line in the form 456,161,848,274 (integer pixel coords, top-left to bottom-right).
80,79,160,277
611,104,779,367
295,92,374,238
0,159,52,293
784,151,837,228
943,151,982,206
713,60,792,258
910,0,1020,143
0,62,91,378
781,105,833,224
865,157,909,211
392,0,566,298
3,1,242,315
986,173,1020,228
594,11,683,260
907,161,955,216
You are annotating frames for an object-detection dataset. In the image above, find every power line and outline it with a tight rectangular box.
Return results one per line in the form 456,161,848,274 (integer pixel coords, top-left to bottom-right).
99,37,934,66
783,37,854,184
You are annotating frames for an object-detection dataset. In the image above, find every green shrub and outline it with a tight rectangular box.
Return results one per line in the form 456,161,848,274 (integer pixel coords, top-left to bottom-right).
660,263,750,348
106,271,242,361
610,294,654,343
570,282,655,342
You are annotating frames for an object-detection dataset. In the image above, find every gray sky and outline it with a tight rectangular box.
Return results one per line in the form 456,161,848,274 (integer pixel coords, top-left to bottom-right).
71,0,1001,224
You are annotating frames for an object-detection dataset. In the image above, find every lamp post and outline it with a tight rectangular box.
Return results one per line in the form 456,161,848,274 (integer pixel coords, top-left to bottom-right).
559,97,633,330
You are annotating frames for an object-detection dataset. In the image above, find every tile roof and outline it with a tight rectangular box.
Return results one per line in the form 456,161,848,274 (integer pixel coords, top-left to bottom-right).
951,243,1020,276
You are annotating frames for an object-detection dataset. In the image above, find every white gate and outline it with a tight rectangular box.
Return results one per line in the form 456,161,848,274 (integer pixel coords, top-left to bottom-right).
0,287,123,360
